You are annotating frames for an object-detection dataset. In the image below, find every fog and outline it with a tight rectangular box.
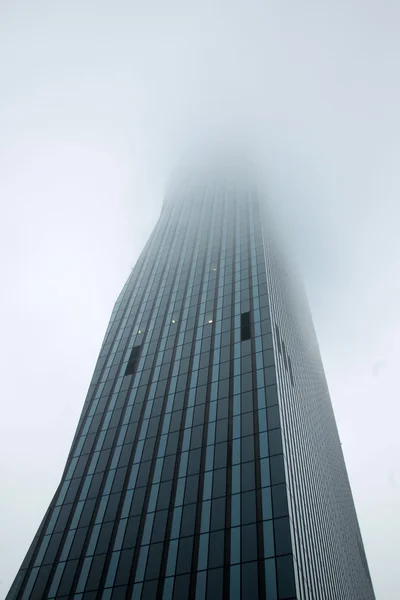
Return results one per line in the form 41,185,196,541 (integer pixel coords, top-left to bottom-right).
1,1,399,597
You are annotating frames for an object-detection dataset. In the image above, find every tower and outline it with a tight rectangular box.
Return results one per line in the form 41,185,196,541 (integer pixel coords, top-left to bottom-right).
7,173,375,599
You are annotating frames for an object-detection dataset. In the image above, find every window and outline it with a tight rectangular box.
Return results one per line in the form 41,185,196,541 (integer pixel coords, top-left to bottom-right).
125,346,141,376
240,312,251,341
205,312,213,325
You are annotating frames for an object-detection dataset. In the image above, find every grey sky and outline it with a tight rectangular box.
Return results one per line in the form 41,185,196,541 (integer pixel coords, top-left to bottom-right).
1,1,399,597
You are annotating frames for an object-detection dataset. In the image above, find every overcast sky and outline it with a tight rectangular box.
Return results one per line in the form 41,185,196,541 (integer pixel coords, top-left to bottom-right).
1,1,399,598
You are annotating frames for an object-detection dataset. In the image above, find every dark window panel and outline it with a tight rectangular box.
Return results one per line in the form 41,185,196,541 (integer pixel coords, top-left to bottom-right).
95,449,112,473
87,473,103,499
173,574,191,600
210,496,226,531
241,461,256,492
159,455,174,482
180,503,197,537
220,331,231,347
151,510,168,544
145,542,164,580
64,478,80,504
118,443,134,468
129,404,142,423
267,406,280,430
261,320,272,335
112,585,129,600
197,367,209,386
268,429,283,456
104,493,120,522
81,433,96,455
241,435,255,463
54,505,73,534
213,442,228,469
219,360,230,380
57,559,79,597
264,366,277,386
157,481,172,511
272,484,289,518
100,380,114,398
125,422,139,445
241,561,259,600
215,419,228,443
274,517,292,556
151,398,163,417
122,516,140,549
241,354,252,373
140,369,152,386
189,425,203,449
187,448,202,475
241,298,250,313
179,358,190,374
69,526,89,559
218,378,230,399
212,468,226,498
85,553,107,591
199,352,211,369
206,567,224,600
95,522,113,555
159,363,170,380
216,397,229,420
184,475,199,504
241,391,254,414
208,530,224,568
142,579,158,600
94,397,108,415
241,412,254,437
265,385,278,408
169,410,182,432
30,564,52,599
270,455,286,485
166,431,179,456
262,333,273,350
131,487,147,516
193,404,205,427
176,536,194,574
220,345,230,363
241,490,257,525
276,555,296,599
155,378,167,398
109,408,123,429
177,374,189,392
201,336,212,353
142,437,157,462
115,390,128,410
173,392,185,411
102,427,117,450
263,349,274,368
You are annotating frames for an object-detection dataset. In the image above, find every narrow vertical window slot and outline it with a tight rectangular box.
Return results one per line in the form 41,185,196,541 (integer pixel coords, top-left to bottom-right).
240,312,251,341
125,345,141,376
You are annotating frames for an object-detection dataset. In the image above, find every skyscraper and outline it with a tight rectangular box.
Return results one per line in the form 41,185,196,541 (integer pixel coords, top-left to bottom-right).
7,172,375,600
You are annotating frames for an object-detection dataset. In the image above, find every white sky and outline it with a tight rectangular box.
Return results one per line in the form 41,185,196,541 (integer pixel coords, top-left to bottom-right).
1,1,399,598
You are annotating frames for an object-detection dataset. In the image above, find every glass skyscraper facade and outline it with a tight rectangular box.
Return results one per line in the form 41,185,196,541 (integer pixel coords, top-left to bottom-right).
7,174,375,600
